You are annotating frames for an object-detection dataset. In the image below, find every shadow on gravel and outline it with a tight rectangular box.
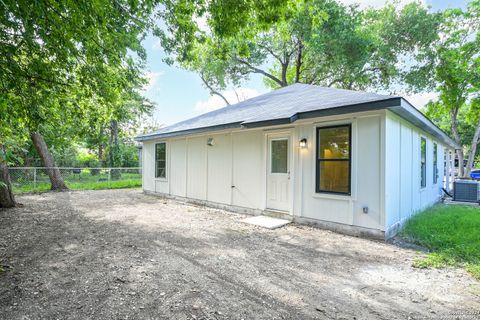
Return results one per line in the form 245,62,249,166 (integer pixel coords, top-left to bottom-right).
0,190,478,320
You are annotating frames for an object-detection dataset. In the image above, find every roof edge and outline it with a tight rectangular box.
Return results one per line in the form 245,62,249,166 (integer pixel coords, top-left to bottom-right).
135,97,458,149
134,122,243,142
241,98,400,128
389,99,459,149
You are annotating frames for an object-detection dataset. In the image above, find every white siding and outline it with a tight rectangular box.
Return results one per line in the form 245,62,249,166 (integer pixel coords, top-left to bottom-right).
295,115,383,230
231,131,265,209
170,138,187,197
141,108,449,237
187,136,207,200
353,116,382,229
207,133,232,205
384,111,446,232
142,141,155,192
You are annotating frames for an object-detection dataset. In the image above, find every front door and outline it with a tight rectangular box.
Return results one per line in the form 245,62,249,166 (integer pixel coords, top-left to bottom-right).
266,136,291,212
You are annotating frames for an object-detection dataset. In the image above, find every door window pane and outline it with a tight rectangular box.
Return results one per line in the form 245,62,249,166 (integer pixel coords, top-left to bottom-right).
271,139,288,173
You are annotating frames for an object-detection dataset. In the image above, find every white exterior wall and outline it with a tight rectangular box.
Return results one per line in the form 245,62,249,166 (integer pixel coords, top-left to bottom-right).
144,131,266,210
142,109,450,237
293,113,383,231
143,110,386,234
384,110,446,234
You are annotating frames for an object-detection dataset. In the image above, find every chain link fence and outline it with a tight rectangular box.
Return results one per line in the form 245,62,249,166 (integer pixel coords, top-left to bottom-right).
8,167,142,193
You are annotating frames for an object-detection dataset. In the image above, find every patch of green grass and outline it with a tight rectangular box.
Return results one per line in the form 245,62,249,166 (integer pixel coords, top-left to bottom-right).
402,204,480,280
12,172,141,193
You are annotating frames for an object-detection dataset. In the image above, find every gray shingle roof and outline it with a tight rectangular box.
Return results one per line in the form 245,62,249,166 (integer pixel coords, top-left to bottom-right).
137,84,396,140
136,83,457,149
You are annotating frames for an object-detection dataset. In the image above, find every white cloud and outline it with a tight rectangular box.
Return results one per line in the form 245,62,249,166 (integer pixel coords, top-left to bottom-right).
194,15,210,33
404,91,438,110
142,71,163,92
152,39,162,50
194,88,261,113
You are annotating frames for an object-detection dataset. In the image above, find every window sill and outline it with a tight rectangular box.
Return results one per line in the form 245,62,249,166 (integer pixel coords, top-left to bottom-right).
312,192,353,201
154,178,168,182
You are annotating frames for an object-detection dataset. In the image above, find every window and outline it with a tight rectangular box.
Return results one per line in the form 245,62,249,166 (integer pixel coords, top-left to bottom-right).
433,143,438,184
271,139,288,173
316,125,351,194
420,137,426,188
155,142,166,178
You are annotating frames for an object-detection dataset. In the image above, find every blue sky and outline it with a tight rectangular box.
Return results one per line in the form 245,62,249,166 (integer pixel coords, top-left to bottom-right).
141,0,469,127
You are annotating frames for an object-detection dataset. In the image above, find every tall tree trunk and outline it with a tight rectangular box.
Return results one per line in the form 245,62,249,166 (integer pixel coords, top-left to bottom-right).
450,107,465,177
295,40,303,83
30,132,68,190
109,120,119,167
109,120,121,180
0,145,15,208
465,118,480,177
456,150,465,178
98,144,104,164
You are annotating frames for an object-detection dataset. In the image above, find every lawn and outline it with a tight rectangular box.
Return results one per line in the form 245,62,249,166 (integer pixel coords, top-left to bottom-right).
11,170,141,193
402,204,480,280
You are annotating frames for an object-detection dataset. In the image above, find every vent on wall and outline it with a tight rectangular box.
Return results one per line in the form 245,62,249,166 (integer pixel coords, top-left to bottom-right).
453,180,480,203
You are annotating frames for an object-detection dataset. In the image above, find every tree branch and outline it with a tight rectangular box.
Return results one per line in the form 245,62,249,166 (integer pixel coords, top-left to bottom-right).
235,57,286,87
200,73,230,105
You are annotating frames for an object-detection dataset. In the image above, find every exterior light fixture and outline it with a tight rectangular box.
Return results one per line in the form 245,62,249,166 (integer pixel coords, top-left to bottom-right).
207,137,214,146
299,138,307,149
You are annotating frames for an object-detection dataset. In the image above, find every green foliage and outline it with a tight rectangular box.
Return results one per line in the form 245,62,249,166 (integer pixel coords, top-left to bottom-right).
0,0,156,173
76,150,100,168
402,204,480,280
12,171,141,193
411,0,480,175
157,0,440,95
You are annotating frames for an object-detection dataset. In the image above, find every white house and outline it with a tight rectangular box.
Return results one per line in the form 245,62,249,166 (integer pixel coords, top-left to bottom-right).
136,84,458,239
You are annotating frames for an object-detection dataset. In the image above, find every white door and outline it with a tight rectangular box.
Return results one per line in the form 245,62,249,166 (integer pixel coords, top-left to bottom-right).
266,136,291,212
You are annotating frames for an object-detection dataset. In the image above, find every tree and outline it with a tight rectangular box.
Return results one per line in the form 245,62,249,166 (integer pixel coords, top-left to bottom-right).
156,0,440,97
411,1,480,177
0,0,156,193
0,143,16,208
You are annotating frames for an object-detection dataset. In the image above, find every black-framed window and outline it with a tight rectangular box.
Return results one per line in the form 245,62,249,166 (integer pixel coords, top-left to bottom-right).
420,137,426,188
155,142,166,178
433,142,438,184
316,124,351,195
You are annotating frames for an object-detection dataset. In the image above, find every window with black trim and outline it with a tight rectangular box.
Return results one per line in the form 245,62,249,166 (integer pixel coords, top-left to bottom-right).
155,142,166,178
420,137,426,188
433,142,438,184
316,125,351,195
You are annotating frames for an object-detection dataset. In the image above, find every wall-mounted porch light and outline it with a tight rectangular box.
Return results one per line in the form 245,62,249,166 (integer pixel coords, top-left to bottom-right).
299,138,308,149
207,137,214,146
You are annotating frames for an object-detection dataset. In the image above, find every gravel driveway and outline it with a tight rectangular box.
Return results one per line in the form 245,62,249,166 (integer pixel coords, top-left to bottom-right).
0,189,479,319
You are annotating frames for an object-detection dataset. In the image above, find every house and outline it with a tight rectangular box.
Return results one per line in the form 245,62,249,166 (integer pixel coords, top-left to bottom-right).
136,84,458,239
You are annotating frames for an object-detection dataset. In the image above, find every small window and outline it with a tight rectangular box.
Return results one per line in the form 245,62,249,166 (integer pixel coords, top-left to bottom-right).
155,142,166,178
271,139,288,173
316,125,351,194
420,137,426,188
433,143,438,184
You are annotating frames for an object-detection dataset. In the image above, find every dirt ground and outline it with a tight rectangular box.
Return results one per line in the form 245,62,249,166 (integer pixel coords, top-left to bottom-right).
0,189,479,320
